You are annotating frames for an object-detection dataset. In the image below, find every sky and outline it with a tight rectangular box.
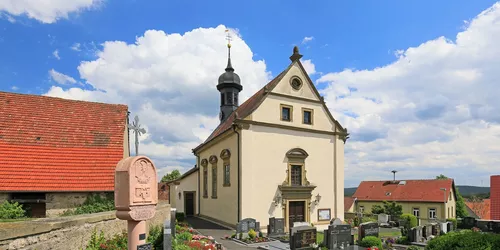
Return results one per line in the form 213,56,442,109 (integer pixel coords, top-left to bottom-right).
1,0,499,188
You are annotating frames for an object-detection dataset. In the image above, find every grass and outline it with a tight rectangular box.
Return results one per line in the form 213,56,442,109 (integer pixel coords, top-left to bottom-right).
0,217,34,223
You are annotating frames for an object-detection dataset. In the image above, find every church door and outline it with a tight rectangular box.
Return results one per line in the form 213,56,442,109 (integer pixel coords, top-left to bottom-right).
289,201,305,226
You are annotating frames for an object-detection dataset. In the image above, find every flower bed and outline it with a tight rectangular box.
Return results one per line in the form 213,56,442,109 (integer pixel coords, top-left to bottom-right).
226,229,275,246
174,222,219,250
270,235,289,243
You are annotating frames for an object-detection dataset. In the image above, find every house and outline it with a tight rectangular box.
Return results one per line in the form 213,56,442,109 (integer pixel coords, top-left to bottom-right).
491,175,500,220
179,45,348,231
0,92,129,217
158,183,170,202
352,179,457,223
168,166,199,216
465,198,490,220
344,197,355,213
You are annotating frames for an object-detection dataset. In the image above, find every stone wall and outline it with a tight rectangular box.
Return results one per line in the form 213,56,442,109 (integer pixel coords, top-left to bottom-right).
0,202,171,250
45,192,112,217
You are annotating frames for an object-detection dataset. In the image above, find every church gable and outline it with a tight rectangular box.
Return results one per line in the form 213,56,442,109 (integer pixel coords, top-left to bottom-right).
270,61,320,101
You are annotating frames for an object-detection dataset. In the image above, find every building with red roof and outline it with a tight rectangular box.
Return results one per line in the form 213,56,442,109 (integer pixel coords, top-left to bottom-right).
0,91,129,217
465,198,490,220
352,179,457,223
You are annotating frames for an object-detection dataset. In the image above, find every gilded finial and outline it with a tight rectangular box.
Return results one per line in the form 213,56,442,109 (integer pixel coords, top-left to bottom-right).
225,29,234,72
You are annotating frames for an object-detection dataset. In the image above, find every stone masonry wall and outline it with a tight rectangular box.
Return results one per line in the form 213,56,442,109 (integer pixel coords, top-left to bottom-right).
0,202,171,250
45,192,112,217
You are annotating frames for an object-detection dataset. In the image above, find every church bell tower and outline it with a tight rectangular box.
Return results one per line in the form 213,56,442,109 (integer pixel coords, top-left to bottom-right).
217,30,242,122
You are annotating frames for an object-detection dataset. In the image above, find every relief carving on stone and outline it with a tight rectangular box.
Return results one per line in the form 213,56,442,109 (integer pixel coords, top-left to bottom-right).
132,159,155,203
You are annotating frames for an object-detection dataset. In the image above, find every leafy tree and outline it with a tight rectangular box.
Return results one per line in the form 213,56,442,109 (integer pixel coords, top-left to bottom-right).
161,170,181,183
383,201,403,217
371,204,385,214
435,174,468,218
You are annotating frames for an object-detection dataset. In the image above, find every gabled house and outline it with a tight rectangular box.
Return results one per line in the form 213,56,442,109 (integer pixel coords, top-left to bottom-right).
0,92,129,217
465,198,490,220
352,179,457,223
184,46,348,231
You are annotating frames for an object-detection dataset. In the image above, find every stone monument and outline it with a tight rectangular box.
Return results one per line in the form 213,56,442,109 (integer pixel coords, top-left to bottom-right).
115,156,158,250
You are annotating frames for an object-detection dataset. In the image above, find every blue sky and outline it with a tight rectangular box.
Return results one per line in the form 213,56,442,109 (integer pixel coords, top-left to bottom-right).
1,0,500,187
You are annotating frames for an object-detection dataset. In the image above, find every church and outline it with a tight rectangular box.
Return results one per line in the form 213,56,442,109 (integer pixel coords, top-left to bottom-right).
169,43,348,231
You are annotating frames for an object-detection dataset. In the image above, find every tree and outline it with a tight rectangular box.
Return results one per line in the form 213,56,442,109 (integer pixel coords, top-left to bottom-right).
161,170,181,183
382,201,403,217
435,174,468,218
468,196,487,218
371,204,385,214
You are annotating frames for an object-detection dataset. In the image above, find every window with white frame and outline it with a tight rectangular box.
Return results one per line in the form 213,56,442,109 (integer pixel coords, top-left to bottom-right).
413,208,420,217
429,208,437,219
359,206,365,213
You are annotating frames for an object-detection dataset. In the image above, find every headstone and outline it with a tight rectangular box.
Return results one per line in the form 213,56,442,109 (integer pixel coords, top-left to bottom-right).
163,219,172,250
331,218,342,225
408,227,417,243
415,226,423,242
476,220,492,232
431,223,439,236
425,225,433,239
492,221,500,233
170,208,176,238
290,225,317,250
378,214,389,224
115,156,158,250
358,222,379,241
327,223,352,249
237,218,260,233
463,217,476,229
446,221,453,232
440,222,447,234
422,225,427,239
293,222,310,227
268,217,285,237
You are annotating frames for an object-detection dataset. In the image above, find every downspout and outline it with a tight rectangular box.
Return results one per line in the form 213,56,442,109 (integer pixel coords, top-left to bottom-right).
127,111,131,157
232,124,241,222
197,156,200,216
333,130,338,219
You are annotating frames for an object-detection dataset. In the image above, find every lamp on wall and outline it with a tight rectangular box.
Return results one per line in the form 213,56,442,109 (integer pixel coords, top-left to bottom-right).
274,193,282,207
178,192,182,200
314,193,322,205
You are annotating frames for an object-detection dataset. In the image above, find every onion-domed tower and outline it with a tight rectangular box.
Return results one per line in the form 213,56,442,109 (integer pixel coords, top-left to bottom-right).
217,30,242,122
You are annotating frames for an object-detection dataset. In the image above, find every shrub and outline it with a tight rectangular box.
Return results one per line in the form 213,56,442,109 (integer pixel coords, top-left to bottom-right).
0,201,26,219
85,229,127,250
361,217,377,223
176,232,192,242
258,231,263,238
248,229,257,239
446,218,457,230
62,194,114,216
396,236,410,245
176,212,185,222
358,236,382,249
147,224,163,250
425,230,500,250
353,216,360,226
407,246,420,250
400,213,418,228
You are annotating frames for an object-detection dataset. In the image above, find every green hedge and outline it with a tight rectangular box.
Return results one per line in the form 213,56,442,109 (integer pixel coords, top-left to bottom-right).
358,236,382,249
0,201,26,220
400,213,418,228
425,230,500,250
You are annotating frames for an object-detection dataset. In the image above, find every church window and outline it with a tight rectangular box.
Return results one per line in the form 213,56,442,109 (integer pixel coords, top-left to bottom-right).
223,164,230,186
221,93,225,105
302,108,313,125
220,149,231,187
201,159,208,198
233,93,238,105
281,104,293,122
212,166,217,198
290,165,302,186
290,76,303,90
226,92,233,105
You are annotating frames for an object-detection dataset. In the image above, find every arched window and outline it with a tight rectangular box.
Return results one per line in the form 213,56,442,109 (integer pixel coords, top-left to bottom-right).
284,148,309,186
209,155,218,198
201,159,208,198
220,149,231,187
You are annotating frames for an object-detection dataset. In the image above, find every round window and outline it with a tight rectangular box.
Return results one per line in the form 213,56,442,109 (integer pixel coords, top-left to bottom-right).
290,76,302,90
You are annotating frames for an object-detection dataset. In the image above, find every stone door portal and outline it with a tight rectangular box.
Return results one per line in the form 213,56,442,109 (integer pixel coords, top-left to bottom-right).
185,192,195,216
289,201,305,225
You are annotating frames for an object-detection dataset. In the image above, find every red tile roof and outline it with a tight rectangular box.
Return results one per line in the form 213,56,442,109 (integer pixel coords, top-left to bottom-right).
0,92,128,192
466,198,491,220
344,197,355,211
352,179,455,203
193,66,290,151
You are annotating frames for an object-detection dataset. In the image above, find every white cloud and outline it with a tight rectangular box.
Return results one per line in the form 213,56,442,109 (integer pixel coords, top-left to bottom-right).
318,2,500,187
52,49,60,60
49,69,77,85
11,86,18,90
302,36,314,44
71,43,81,51
0,0,103,24
301,59,316,75
45,25,271,176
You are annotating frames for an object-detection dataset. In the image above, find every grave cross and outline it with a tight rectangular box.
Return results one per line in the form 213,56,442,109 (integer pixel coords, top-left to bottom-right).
128,115,146,156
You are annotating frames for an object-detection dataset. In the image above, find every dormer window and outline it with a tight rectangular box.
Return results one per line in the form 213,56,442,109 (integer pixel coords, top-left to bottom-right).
281,104,293,122
385,192,391,196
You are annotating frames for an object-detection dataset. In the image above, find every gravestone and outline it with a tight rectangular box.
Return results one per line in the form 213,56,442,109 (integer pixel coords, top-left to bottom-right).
422,225,427,239
326,222,352,249
331,218,342,225
115,156,158,250
237,218,260,233
293,222,310,227
290,225,317,250
358,222,379,241
408,227,417,243
492,221,500,233
431,223,439,236
415,226,423,242
425,225,433,239
440,222,447,234
463,217,476,229
268,217,285,237
446,221,453,232
378,214,389,224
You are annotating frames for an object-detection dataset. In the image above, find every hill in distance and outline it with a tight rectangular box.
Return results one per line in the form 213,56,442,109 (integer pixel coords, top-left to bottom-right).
344,185,490,197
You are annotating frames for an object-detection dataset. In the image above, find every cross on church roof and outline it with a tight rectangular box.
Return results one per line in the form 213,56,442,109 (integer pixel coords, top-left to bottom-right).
128,115,146,156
